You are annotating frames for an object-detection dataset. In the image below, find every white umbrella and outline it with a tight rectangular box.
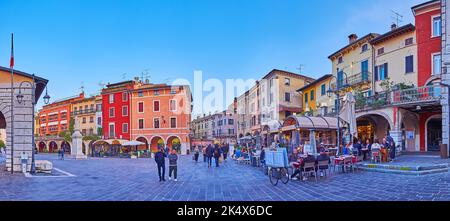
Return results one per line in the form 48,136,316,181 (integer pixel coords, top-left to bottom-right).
122,140,145,146
340,92,358,139
309,130,317,155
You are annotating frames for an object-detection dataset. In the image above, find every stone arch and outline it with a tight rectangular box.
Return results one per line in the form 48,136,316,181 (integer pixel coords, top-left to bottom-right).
38,141,47,152
425,114,442,152
356,111,393,143
166,135,182,153
400,111,420,152
61,141,71,154
48,141,58,153
136,136,149,151
150,136,165,153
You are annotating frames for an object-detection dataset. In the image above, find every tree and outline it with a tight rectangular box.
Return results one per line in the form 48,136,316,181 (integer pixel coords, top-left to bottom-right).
68,117,75,134
0,139,5,148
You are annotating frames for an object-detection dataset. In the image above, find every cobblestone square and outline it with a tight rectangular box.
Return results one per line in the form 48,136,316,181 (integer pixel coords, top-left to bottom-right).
1,154,449,201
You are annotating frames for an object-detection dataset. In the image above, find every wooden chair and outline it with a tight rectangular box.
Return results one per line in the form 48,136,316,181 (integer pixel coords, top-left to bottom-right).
343,156,354,173
317,160,330,178
302,161,318,182
371,149,381,163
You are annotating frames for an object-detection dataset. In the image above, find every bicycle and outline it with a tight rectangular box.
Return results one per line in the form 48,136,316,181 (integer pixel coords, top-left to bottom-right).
268,166,289,186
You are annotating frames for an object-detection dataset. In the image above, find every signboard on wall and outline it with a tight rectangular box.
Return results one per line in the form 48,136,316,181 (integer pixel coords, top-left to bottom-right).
407,131,414,140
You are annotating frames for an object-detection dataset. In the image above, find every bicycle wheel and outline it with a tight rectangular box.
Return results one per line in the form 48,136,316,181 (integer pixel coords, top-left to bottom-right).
269,168,279,186
280,167,289,184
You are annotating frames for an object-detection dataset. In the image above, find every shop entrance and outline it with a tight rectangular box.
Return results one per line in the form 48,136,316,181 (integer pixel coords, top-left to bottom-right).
427,118,442,152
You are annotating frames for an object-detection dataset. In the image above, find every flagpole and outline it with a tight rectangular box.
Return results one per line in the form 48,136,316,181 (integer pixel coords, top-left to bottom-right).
10,33,14,174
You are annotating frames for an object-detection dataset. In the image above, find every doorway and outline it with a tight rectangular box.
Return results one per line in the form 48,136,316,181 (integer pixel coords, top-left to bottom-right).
427,118,442,152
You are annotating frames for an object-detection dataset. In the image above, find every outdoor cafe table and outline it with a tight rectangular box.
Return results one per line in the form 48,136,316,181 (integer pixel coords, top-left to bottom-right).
251,155,261,167
333,155,357,172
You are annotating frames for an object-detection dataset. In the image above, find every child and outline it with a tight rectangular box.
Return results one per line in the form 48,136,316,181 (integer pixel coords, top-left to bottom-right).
168,149,178,181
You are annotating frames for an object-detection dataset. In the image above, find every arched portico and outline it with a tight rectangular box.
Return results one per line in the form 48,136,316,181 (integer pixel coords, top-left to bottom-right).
136,136,149,151
356,112,393,143
150,136,165,153
166,135,182,153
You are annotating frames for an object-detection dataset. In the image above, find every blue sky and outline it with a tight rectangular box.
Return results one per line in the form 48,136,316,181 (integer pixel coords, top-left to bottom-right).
0,0,424,114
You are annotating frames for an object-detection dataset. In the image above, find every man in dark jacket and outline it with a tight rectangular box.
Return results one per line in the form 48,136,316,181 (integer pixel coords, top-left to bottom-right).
213,144,221,167
206,144,213,168
154,148,166,182
168,149,178,181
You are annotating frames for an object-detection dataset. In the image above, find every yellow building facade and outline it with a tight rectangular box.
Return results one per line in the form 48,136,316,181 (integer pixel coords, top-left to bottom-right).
298,74,333,115
71,96,97,136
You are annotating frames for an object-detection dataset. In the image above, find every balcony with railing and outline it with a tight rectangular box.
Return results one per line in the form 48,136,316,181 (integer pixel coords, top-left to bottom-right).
355,85,442,111
333,72,372,89
71,108,97,116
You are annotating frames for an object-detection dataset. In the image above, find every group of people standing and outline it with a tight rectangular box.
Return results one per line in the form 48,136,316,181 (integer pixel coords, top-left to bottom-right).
193,143,230,168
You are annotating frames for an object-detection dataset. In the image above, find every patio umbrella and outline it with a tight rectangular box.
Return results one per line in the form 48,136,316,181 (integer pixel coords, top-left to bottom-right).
122,140,145,146
309,130,317,155
340,92,358,139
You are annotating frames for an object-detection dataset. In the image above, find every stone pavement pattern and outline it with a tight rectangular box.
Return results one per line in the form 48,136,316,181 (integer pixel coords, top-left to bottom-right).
0,154,450,201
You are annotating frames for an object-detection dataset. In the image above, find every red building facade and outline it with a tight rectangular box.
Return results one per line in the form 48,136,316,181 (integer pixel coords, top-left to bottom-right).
101,81,135,140
413,0,443,152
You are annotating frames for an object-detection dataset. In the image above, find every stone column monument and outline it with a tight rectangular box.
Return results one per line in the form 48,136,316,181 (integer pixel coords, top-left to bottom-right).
71,116,86,159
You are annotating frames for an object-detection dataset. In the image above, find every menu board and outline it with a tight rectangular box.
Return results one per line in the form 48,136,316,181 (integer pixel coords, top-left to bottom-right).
265,148,288,168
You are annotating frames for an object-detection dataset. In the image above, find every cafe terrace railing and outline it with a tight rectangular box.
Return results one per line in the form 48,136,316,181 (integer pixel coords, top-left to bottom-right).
355,85,442,111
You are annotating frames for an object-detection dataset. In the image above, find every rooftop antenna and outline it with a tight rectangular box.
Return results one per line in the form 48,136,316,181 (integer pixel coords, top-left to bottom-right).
80,81,84,94
122,73,127,80
390,10,403,27
98,81,106,92
140,69,151,82
297,64,304,74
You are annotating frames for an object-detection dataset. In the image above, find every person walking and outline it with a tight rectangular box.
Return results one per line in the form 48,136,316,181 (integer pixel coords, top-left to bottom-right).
168,149,178,181
60,145,65,160
194,146,200,162
154,148,166,182
222,143,228,161
202,145,207,163
386,133,396,161
206,144,213,168
213,144,221,167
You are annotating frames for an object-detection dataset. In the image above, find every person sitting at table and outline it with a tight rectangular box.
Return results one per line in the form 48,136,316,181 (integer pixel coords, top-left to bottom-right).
353,140,363,156
362,139,371,161
343,143,352,155
316,150,331,177
301,153,316,181
289,149,301,180
260,148,265,166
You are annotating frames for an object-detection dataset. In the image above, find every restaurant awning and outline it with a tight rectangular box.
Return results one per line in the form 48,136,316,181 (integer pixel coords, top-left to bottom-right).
261,120,282,134
93,139,129,146
281,116,338,131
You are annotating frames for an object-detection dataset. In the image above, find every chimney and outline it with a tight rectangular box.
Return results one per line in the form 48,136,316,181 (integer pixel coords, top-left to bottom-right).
391,23,397,30
348,34,358,44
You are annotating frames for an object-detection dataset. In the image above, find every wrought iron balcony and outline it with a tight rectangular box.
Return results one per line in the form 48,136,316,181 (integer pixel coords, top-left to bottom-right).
391,85,442,106
333,72,372,89
355,85,442,111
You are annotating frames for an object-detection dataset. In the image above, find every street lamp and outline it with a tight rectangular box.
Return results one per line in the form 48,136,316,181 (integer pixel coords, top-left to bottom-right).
16,74,50,174
327,72,349,156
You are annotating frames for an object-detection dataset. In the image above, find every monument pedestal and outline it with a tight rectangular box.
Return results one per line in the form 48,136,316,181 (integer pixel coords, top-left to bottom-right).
71,129,87,159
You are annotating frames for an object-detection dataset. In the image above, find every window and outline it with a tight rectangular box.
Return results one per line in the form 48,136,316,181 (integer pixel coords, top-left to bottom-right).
432,16,442,37
360,59,368,80
97,117,101,125
154,118,160,128
82,129,86,135
170,117,177,128
109,94,114,104
269,78,273,87
74,107,78,114
321,84,326,96
90,104,94,111
82,117,86,124
304,93,308,103
171,88,177,94
361,44,368,52
338,57,343,64
89,116,94,123
109,107,115,118
89,128,94,135
153,100,160,112
109,123,115,138
284,92,290,102
96,104,102,112
310,90,314,100
138,119,144,129
285,111,291,118
377,47,384,55
284,78,290,86
122,92,128,101
154,90,159,95
122,106,128,116
405,37,413,46
122,123,128,133
138,91,143,97
433,53,442,75
375,63,388,81
138,102,144,113
405,55,414,74
169,99,177,111
337,70,344,87
228,119,234,125
85,105,89,112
